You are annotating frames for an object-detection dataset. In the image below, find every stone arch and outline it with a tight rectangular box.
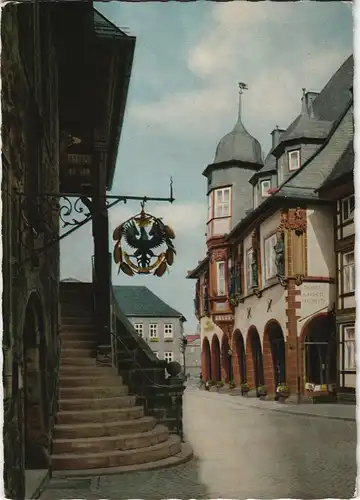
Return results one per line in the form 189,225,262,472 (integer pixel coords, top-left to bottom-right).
221,334,232,382
23,292,49,469
245,326,264,391
202,337,211,382
300,312,337,391
232,329,246,385
263,320,286,396
211,334,221,382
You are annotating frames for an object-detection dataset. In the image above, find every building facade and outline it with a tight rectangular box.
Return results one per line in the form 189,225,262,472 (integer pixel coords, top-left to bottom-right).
188,56,354,403
113,286,186,364
184,334,201,381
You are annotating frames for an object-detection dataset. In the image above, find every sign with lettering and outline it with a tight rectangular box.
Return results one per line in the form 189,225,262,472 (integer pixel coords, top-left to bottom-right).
214,315,233,322
301,283,326,306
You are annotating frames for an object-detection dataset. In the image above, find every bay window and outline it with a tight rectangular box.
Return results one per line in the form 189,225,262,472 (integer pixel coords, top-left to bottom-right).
214,187,231,218
260,179,271,197
216,261,226,296
208,191,213,221
343,251,355,293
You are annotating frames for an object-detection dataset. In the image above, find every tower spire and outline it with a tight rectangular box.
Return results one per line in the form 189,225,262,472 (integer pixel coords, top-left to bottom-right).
237,82,248,124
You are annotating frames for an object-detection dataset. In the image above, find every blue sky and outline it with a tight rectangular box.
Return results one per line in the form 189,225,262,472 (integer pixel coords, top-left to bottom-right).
61,2,353,333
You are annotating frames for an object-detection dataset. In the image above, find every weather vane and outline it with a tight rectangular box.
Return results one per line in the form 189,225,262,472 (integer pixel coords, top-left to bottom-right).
113,202,176,277
238,82,248,93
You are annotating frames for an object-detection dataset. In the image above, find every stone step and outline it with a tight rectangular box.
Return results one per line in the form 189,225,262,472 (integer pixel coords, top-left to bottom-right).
51,434,181,470
60,357,95,366
56,406,143,425
52,425,169,455
61,316,95,325
54,415,156,439
60,331,98,341
61,340,97,350
59,385,128,399
60,324,98,332
59,366,116,376
61,348,95,358
59,375,122,388
58,395,136,412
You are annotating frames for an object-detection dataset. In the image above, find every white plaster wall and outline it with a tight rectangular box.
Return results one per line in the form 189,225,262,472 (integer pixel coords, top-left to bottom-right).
297,282,336,325
200,316,225,347
234,284,287,348
306,206,335,277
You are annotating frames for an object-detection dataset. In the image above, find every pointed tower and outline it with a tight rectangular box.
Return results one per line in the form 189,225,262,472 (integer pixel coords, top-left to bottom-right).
203,83,263,245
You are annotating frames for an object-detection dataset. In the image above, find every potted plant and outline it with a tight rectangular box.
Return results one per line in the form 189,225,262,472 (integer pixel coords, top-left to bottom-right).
257,385,268,400
216,381,224,391
276,383,290,403
240,382,250,396
228,380,236,390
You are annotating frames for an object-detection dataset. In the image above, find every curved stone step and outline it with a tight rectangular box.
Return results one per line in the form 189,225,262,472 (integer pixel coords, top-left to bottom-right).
52,442,193,477
58,395,136,411
61,348,95,358
52,424,169,454
60,331,97,341
61,316,95,325
54,416,156,439
59,375,123,388
61,324,98,332
51,434,181,470
59,385,128,399
56,406,144,425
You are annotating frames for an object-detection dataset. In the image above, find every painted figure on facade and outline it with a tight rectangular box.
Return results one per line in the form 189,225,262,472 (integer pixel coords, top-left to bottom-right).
274,231,285,277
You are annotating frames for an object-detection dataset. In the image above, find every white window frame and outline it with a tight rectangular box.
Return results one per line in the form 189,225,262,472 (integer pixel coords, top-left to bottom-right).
260,179,271,197
264,234,278,281
164,351,174,363
216,260,226,296
343,325,356,371
343,251,355,293
149,323,159,340
208,191,213,221
134,323,144,337
246,248,254,290
164,323,173,339
342,194,355,223
214,187,231,218
288,150,300,171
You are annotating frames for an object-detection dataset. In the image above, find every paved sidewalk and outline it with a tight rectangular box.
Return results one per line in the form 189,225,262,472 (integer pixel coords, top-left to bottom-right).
196,388,356,421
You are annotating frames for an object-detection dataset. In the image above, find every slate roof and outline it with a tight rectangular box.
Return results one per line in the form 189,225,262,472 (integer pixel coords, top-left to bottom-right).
279,113,332,143
113,285,186,320
94,9,129,38
318,139,354,189
214,120,263,166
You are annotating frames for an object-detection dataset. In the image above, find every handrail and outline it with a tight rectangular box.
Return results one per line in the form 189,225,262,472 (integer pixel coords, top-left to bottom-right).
92,256,183,390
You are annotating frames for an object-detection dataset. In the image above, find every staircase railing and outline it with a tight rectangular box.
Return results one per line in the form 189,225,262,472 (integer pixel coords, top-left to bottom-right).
91,254,185,440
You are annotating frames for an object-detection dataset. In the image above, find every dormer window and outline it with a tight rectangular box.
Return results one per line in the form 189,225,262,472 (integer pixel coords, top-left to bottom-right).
288,150,300,171
260,179,271,197
214,187,231,218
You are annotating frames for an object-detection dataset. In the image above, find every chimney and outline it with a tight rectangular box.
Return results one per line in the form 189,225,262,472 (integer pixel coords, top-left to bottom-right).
301,88,319,116
270,125,285,149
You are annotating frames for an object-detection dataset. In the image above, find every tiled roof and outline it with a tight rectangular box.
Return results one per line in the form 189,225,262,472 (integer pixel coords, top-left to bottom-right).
113,285,186,320
319,139,354,189
186,334,200,343
279,114,332,143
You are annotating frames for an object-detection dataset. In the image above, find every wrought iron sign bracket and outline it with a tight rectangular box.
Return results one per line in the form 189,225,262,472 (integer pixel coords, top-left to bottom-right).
16,177,175,265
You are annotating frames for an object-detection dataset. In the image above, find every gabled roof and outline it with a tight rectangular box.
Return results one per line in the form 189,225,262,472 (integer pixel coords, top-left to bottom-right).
113,285,186,321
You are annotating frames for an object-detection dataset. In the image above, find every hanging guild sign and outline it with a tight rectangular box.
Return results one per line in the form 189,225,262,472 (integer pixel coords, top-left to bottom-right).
113,204,176,277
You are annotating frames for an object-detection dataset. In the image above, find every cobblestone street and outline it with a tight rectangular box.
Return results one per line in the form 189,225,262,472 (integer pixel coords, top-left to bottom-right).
41,388,357,499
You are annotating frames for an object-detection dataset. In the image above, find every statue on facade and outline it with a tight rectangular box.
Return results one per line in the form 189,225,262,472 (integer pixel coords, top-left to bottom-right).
274,231,285,278
251,251,258,287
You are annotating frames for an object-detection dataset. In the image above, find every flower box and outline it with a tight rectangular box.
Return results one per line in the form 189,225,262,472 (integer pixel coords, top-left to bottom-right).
164,338,173,343
149,338,159,343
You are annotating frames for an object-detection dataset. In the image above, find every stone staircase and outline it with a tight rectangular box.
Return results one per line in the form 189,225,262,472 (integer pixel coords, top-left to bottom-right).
51,283,192,475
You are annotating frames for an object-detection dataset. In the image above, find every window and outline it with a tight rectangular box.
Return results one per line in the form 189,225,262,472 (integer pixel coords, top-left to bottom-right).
260,179,271,197
164,324,173,340
264,234,278,280
164,352,174,363
190,347,195,353
134,323,143,337
153,351,159,358
216,261,226,296
278,158,284,185
246,249,254,289
288,150,300,171
208,191,213,221
214,187,231,218
253,186,259,208
343,325,356,370
149,324,159,341
342,194,355,222
343,251,355,293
